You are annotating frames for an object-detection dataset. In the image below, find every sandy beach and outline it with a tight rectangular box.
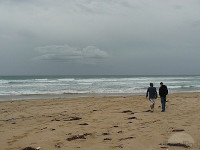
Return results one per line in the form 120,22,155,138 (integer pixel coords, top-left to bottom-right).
0,92,200,150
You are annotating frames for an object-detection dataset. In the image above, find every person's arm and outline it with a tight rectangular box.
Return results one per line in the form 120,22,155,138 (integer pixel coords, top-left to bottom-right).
146,88,149,98
166,86,168,95
155,90,158,99
159,87,161,96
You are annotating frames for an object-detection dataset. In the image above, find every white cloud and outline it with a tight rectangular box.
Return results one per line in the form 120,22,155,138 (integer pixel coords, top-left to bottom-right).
34,44,108,63
82,46,108,58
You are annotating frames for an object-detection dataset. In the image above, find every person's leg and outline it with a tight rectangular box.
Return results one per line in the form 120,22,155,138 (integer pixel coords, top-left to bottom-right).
163,96,166,111
152,103,154,111
161,97,165,112
161,97,163,111
150,99,155,112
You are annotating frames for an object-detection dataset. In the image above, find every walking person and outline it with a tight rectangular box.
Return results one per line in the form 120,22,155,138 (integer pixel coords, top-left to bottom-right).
159,82,168,112
146,83,157,112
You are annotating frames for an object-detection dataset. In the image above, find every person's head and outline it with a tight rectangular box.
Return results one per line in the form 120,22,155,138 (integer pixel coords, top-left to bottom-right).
160,82,163,86
150,83,153,87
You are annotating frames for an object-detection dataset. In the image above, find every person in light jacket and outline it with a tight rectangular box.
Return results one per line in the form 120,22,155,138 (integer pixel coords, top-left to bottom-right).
146,83,157,112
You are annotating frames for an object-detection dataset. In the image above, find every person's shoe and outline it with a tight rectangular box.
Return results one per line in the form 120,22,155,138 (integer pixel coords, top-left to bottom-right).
161,110,165,112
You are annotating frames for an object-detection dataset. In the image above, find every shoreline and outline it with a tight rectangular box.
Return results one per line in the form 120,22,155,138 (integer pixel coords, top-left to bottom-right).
0,93,141,101
1,92,200,149
0,90,199,102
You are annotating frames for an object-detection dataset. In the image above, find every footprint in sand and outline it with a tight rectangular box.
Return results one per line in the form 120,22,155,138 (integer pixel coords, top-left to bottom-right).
8,132,29,145
115,144,123,148
55,142,64,149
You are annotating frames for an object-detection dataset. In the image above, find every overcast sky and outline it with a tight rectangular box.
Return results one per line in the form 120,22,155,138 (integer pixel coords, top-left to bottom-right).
0,0,200,75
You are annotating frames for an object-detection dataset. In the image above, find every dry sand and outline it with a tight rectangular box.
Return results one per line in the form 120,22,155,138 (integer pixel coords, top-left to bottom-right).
0,92,200,150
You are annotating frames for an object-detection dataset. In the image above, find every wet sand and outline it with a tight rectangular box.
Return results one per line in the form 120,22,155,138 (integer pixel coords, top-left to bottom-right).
0,92,200,150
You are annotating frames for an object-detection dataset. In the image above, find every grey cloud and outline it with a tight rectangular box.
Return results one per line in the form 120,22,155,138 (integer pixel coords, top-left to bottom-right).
192,20,200,27
34,45,108,63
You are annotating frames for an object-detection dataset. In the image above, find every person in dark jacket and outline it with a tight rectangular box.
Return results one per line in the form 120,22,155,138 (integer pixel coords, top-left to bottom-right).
146,83,157,112
159,82,168,112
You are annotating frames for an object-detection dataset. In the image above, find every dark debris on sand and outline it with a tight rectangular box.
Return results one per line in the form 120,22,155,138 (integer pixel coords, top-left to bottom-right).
22,147,36,150
67,133,92,141
79,123,88,125
51,116,82,122
143,110,152,112
117,131,123,134
119,137,135,141
55,144,61,149
167,143,190,148
66,117,82,121
104,138,112,141
172,129,185,132
122,110,132,113
102,132,110,136
160,146,168,149
127,117,137,120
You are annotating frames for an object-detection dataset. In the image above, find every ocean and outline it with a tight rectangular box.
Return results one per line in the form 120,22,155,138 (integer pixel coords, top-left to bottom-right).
0,75,200,100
